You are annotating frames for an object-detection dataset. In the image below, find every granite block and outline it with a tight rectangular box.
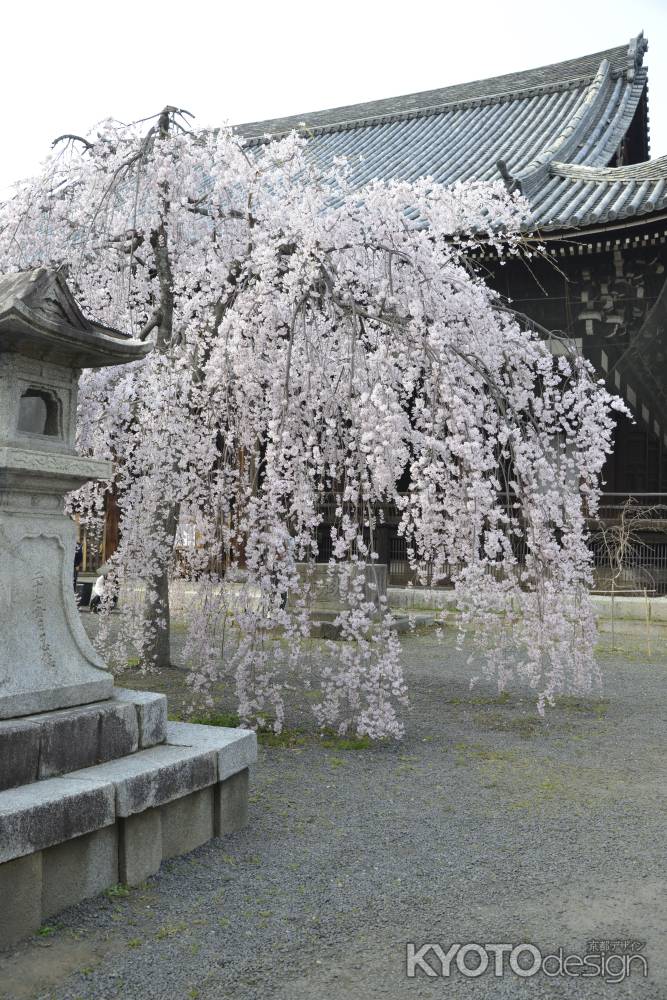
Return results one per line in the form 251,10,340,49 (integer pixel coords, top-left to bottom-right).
0,718,40,791
119,808,162,886
113,688,167,748
66,743,217,818
0,852,42,949
165,722,257,780
42,825,118,917
0,774,115,863
161,787,214,859
36,701,139,779
215,768,249,836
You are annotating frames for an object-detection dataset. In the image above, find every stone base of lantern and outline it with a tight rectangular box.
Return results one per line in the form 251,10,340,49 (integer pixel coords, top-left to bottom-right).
0,699,256,949
287,564,412,638
307,609,411,639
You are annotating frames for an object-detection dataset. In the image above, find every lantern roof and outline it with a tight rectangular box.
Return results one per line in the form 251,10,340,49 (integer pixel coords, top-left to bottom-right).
0,268,151,368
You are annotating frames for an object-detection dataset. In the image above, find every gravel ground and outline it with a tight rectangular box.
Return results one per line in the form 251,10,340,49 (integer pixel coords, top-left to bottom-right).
1,622,666,1000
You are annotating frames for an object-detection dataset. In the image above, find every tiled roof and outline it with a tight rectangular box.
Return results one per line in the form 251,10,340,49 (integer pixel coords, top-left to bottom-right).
235,33,667,232
537,156,667,228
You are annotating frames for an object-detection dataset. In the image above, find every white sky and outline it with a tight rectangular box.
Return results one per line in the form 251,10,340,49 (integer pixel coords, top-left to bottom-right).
1,0,665,197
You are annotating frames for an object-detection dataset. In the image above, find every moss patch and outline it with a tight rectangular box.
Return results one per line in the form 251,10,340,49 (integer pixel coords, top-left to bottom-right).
554,696,609,718
189,711,241,728
446,691,513,707
319,732,375,750
452,741,633,813
257,728,307,749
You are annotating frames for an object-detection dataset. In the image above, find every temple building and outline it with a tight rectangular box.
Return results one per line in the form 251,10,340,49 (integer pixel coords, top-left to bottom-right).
231,32,667,590
236,32,665,497
80,34,667,591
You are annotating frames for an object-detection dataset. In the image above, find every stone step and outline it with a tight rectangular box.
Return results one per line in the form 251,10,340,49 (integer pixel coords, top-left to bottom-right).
309,612,413,639
0,721,257,948
0,689,166,792
596,618,667,637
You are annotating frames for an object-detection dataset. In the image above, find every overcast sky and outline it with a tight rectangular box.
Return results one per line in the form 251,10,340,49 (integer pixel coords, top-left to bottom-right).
1,0,665,197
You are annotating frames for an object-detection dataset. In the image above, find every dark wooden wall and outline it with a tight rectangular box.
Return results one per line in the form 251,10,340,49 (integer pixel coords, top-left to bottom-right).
487,223,667,494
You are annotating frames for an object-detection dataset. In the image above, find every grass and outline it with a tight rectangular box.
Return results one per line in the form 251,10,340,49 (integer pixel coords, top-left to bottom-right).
452,739,635,813
36,924,58,937
258,728,307,748
183,711,379,750
155,922,187,940
446,691,512,707
186,709,303,745
189,710,241,728
104,884,131,900
453,741,518,763
554,695,609,718
445,689,609,736
319,731,375,750
260,725,386,749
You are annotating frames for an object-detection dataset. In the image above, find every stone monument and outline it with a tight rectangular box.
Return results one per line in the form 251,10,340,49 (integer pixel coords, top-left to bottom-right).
0,269,139,717
0,269,256,948
288,563,410,638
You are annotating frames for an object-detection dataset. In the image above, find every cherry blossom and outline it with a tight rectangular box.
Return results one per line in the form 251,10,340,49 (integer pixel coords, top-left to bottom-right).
0,110,621,736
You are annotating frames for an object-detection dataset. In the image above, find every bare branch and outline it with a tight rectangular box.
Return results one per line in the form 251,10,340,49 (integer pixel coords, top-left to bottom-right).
51,133,93,151
139,309,163,341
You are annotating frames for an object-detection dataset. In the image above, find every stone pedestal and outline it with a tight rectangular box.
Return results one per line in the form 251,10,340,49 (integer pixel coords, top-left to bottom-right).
0,472,114,718
289,563,410,638
0,270,146,718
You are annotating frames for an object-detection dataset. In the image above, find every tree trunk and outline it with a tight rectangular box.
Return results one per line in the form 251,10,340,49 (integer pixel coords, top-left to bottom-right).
143,498,179,668
144,133,177,669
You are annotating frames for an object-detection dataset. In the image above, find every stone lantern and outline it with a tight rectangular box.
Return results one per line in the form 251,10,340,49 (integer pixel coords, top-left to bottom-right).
0,268,149,718
0,269,255,948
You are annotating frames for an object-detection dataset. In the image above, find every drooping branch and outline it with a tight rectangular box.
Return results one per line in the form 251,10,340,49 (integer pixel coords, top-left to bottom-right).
51,133,94,151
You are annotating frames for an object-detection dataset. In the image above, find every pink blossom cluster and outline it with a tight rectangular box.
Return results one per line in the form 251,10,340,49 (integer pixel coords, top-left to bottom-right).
0,115,621,736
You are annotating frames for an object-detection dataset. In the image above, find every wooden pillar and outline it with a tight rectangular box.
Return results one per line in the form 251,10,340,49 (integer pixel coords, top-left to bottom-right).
103,486,121,563
374,524,391,571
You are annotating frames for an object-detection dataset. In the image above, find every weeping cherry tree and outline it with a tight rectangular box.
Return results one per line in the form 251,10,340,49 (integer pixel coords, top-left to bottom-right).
0,107,624,737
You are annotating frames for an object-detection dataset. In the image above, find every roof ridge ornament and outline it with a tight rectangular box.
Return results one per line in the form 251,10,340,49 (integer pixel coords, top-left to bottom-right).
496,159,522,195
497,59,613,202
627,31,648,83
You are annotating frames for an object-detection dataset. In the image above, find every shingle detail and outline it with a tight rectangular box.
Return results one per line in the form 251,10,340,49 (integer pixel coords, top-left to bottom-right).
234,32,665,232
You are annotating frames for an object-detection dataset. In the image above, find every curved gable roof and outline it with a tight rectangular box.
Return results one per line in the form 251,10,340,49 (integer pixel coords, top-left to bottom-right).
235,33,664,232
